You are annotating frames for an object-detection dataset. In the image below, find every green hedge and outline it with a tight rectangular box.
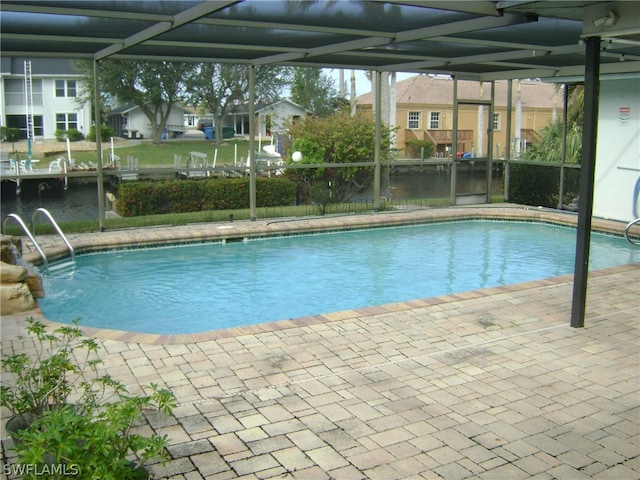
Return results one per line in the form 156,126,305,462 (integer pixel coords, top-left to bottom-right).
508,163,580,208
117,177,296,216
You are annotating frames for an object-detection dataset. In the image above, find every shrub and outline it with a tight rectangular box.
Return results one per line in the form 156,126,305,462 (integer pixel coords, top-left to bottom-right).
1,319,101,422
405,138,435,158
55,129,84,142
2,318,176,479
284,112,396,203
15,385,174,480
1,126,22,144
508,163,580,208
117,177,296,217
87,124,115,142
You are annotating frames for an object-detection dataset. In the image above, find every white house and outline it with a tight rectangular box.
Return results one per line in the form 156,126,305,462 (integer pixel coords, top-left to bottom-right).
254,99,310,137
207,99,311,137
0,58,92,140
108,104,188,139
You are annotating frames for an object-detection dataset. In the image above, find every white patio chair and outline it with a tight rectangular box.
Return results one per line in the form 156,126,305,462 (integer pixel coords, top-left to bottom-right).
48,158,62,173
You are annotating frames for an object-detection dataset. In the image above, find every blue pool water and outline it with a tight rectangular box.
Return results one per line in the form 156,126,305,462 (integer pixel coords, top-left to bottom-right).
39,221,638,334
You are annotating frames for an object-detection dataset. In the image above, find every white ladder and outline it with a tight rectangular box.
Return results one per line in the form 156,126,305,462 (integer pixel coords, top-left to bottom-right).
24,60,35,141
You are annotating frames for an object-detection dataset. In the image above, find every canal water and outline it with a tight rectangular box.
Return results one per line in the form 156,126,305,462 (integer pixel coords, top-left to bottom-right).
1,181,101,223
1,168,503,223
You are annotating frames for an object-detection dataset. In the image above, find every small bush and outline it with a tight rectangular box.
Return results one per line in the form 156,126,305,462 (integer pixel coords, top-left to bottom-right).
405,138,435,158
55,128,84,142
1,127,22,143
117,177,296,217
87,124,115,142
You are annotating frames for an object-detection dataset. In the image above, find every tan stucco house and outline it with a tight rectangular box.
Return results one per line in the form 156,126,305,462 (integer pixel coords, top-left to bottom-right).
357,74,560,158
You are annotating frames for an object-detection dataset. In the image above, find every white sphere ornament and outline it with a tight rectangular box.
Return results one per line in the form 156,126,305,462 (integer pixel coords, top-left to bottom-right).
292,151,303,162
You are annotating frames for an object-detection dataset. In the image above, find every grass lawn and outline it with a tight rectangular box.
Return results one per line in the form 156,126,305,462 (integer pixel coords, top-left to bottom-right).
78,138,254,167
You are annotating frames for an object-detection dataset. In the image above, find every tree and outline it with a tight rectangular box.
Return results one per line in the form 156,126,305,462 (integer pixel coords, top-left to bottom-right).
284,112,395,210
76,59,192,144
510,85,584,208
186,64,292,144
520,85,584,164
290,67,341,117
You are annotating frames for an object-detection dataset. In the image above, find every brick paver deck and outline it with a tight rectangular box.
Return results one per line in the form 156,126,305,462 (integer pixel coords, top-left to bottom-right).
2,206,638,479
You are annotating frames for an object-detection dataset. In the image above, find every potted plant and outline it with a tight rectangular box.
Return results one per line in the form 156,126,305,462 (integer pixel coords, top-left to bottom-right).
1,317,176,478
13,384,175,480
1,317,105,435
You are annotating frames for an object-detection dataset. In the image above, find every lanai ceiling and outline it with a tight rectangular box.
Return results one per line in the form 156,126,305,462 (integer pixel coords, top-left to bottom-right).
1,0,639,81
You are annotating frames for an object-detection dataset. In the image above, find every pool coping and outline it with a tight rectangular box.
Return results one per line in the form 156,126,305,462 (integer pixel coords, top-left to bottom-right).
18,204,638,344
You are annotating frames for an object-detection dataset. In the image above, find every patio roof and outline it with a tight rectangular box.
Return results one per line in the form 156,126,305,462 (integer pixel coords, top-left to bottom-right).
1,0,639,81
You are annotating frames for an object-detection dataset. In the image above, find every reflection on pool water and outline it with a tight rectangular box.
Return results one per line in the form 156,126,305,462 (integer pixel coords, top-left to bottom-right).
39,221,638,334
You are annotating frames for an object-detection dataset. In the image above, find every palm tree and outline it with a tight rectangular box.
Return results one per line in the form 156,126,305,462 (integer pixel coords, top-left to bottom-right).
520,85,584,164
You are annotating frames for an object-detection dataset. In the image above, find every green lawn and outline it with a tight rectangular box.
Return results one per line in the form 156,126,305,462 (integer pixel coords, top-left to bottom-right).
73,138,253,167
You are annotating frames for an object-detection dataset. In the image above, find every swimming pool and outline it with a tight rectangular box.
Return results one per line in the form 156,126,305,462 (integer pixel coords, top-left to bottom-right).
38,220,638,334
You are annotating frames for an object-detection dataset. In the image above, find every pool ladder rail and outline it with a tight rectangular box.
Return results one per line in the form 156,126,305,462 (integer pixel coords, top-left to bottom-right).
624,217,640,246
1,207,75,268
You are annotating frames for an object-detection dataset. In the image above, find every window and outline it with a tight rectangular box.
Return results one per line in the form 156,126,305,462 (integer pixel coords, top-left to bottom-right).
56,113,78,131
55,80,77,98
408,111,420,129
5,115,44,137
429,112,441,129
492,113,501,131
4,79,43,105
33,116,44,137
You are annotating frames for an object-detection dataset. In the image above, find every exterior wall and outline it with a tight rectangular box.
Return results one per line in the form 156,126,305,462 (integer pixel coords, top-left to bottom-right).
124,110,147,138
0,59,91,140
361,101,555,158
255,101,306,137
124,107,187,139
358,77,557,158
593,77,640,223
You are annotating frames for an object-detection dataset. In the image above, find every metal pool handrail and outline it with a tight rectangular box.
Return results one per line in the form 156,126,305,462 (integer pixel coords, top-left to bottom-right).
624,217,640,246
31,208,75,263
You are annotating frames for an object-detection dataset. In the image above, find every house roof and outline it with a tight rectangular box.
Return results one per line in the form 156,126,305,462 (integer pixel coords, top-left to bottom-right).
256,99,312,114
107,104,191,116
1,1,638,82
223,99,311,115
0,57,82,76
357,74,560,108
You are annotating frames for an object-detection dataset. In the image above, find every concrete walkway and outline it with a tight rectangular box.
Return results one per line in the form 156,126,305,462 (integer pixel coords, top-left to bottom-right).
2,207,639,479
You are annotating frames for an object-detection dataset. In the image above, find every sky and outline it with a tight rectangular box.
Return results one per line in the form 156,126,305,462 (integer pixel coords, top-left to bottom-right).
325,69,416,99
